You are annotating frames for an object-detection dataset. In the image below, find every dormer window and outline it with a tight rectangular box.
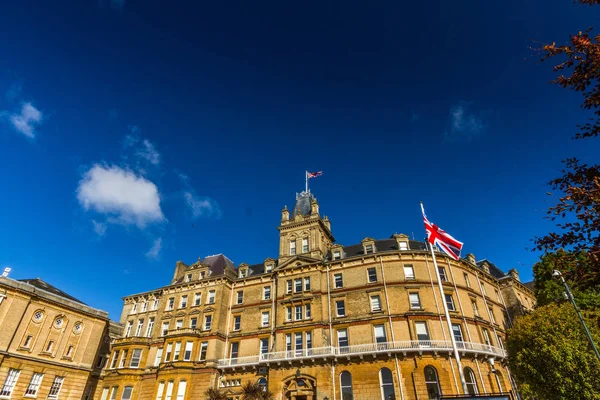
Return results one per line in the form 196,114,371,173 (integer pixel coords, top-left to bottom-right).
185,273,192,282
302,238,309,253
333,251,341,260
239,269,247,278
290,240,296,256
265,264,273,273
361,238,376,255
365,244,373,254
399,242,408,250
200,271,206,279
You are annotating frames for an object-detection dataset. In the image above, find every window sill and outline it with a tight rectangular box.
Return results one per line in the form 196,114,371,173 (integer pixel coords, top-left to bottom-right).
410,307,424,311
370,309,384,314
17,346,32,352
23,395,37,398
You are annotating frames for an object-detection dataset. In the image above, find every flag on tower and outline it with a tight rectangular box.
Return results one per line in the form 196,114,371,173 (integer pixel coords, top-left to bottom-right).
421,203,464,261
307,171,323,178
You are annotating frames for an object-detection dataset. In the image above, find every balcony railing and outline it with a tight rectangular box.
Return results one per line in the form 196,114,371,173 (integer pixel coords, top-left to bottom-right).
217,340,506,368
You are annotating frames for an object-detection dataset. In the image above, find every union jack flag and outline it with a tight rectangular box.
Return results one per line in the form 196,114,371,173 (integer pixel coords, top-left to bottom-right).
307,171,323,178
421,203,464,261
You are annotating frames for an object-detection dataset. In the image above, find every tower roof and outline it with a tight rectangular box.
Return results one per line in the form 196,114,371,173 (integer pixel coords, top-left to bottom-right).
292,191,315,217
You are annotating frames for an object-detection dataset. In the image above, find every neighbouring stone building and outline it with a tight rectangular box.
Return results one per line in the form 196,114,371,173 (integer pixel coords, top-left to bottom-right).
96,190,535,400
0,276,121,400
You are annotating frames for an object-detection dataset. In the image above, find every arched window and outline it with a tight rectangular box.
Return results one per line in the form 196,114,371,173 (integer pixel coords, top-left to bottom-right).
340,371,353,400
464,367,478,395
258,378,267,392
424,366,441,400
379,368,395,400
495,371,505,392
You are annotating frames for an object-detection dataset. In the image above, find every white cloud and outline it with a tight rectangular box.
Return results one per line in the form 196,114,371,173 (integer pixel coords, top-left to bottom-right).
77,164,164,228
184,192,221,219
444,102,486,142
8,102,43,138
92,220,107,236
146,238,162,260
122,128,160,166
137,139,160,165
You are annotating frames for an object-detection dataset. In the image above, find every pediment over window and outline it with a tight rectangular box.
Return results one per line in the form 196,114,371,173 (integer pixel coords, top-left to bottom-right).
276,255,321,271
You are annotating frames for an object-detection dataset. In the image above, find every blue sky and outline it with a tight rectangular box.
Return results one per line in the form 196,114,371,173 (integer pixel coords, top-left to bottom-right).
1,0,599,319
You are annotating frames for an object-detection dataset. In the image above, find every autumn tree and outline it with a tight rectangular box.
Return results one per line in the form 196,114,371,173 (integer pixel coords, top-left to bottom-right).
506,303,600,400
533,0,600,287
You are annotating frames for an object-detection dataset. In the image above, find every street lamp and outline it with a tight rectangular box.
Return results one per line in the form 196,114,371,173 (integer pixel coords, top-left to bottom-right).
553,270,600,363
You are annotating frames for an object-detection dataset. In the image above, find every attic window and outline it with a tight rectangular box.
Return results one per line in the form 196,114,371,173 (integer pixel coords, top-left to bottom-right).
185,273,192,282
365,244,374,254
200,271,206,279
333,251,341,260
265,264,273,273
239,269,247,278
399,242,408,250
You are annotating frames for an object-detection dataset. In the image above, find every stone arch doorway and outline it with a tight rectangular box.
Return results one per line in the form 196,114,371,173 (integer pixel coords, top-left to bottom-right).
282,374,316,400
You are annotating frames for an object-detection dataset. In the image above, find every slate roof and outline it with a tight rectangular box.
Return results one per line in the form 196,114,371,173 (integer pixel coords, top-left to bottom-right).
524,281,535,290
333,239,427,259
292,192,314,217
476,260,507,279
18,278,86,305
202,254,234,276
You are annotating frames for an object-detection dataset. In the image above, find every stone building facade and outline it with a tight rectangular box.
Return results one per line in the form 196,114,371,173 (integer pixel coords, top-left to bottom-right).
96,191,535,400
0,276,120,400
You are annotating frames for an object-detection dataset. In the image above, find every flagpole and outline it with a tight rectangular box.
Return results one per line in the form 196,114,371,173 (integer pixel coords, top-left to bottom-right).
305,171,308,193
422,203,468,394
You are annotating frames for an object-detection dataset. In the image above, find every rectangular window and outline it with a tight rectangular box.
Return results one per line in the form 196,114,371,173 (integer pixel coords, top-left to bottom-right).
0,368,20,396
302,238,309,253
305,303,312,319
260,338,269,354
286,280,293,294
122,386,133,400
399,242,408,250
233,316,241,331
334,273,343,288
146,317,155,337
445,294,456,311
155,382,164,400
489,307,496,323
174,342,181,361
142,301,148,312
153,299,159,310
23,335,33,348
286,334,292,351
204,315,212,330
66,345,74,357
374,324,387,343
482,328,492,346
370,295,382,312
162,322,169,336
452,324,464,342
199,342,208,361
184,341,193,361
367,267,377,283
438,267,447,282
24,372,44,397
165,343,172,362
194,293,201,306
304,277,311,291
464,273,471,288
289,240,296,255
415,321,430,341
481,284,487,296
409,293,422,309
208,290,215,304
295,305,302,320
230,342,239,358
236,291,244,304
261,311,270,327
286,306,292,321
265,264,273,273
404,265,415,280
180,295,188,308
295,278,302,293
175,319,183,330
135,319,144,336
167,297,174,310
110,386,118,400
239,269,247,278
130,349,142,368
472,300,479,317
110,351,120,369
190,317,197,329
306,331,312,349
125,321,133,337
101,387,109,400
131,303,138,314
295,332,303,355
365,244,373,254
263,286,271,300
165,381,174,400
200,271,206,279
47,376,64,399
154,348,163,366
119,350,128,368
176,380,187,400
336,300,346,317
333,250,341,260
186,273,192,282
337,328,348,347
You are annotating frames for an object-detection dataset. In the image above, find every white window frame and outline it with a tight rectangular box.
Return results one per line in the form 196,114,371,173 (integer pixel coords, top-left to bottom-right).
184,341,193,361
261,311,270,327
25,372,44,397
263,286,271,300
336,300,346,317
370,295,382,312
334,273,343,288
302,237,309,253
194,293,201,306
233,315,241,331
146,317,154,337
404,265,415,280
155,347,163,366
236,291,244,304
0,368,21,397
135,319,144,336
204,315,212,330
207,290,215,304
130,349,142,368
289,240,296,255
367,267,377,283
409,293,422,309
179,295,188,308
47,376,64,399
